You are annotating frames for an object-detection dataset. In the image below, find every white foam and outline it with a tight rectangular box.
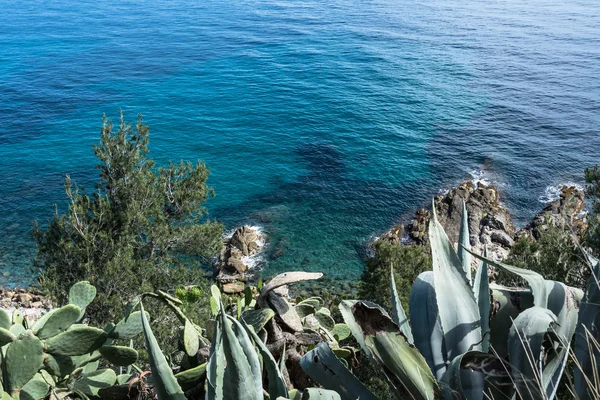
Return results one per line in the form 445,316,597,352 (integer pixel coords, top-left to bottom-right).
538,183,584,204
469,169,492,188
224,225,267,271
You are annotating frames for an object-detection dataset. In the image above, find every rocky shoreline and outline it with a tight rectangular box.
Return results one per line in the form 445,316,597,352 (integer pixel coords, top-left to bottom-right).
378,180,586,264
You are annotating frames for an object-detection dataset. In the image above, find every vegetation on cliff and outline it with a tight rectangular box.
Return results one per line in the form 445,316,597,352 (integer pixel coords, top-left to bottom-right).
32,114,223,328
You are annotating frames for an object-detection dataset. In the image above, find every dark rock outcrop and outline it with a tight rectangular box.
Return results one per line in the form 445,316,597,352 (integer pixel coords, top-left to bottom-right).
378,181,586,265
517,185,586,240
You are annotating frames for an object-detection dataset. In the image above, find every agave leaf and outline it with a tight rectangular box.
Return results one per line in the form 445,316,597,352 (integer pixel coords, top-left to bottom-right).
573,250,599,400
409,271,447,380
139,302,186,400
390,265,413,345
300,342,377,400
301,388,342,400
467,250,548,308
440,351,513,400
242,320,288,399
217,307,262,400
430,202,482,360
225,315,263,399
258,272,323,306
489,286,531,358
473,248,491,352
341,300,440,399
457,199,472,286
206,306,225,400
508,307,558,400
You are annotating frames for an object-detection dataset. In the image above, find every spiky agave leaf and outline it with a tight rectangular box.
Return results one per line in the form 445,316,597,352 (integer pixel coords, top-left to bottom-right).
430,202,482,360
340,300,440,399
390,265,413,344
472,247,491,353
300,342,377,400
457,199,472,286
139,302,186,400
409,271,447,380
573,250,600,400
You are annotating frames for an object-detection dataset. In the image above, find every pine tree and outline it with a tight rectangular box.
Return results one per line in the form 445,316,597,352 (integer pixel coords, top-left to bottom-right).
33,113,223,324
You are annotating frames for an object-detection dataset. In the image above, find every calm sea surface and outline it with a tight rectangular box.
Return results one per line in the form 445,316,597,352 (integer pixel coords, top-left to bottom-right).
1,0,599,286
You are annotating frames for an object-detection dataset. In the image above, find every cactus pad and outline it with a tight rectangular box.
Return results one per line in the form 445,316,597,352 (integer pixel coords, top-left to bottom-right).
45,325,107,356
35,304,81,339
98,345,138,366
5,331,44,394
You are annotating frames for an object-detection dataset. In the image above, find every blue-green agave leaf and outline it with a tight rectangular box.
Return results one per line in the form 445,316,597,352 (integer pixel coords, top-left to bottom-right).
242,320,288,399
139,302,186,400
467,250,548,308
457,199,472,286
508,307,558,400
341,300,440,399
573,250,600,400
473,248,491,352
440,351,513,400
390,265,413,345
409,271,447,380
301,388,342,400
300,342,377,400
430,203,482,360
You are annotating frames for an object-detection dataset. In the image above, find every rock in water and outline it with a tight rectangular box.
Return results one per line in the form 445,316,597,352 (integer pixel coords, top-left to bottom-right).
518,185,586,240
216,225,265,293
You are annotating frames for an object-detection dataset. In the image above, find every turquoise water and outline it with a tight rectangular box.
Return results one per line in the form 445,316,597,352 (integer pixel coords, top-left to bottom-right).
1,0,599,286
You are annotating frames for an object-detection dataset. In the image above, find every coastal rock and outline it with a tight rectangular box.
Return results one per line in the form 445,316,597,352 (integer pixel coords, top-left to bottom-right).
0,288,53,324
217,225,265,294
518,185,586,239
377,181,587,269
403,182,515,262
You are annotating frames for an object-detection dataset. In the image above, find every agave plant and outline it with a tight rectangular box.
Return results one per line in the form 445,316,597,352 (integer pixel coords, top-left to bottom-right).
0,282,144,400
301,200,584,400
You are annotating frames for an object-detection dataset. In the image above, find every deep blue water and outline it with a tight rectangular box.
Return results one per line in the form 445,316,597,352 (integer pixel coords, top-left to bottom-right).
1,0,599,287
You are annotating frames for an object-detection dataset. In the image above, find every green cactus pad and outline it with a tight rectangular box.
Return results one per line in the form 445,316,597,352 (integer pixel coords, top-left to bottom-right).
12,310,23,327
9,324,25,337
20,373,50,400
183,319,199,357
241,308,275,333
108,311,147,340
331,324,351,342
43,353,75,378
45,325,107,356
0,309,10,330
5,331,44,394
35,304,81,340
98,345,138,366
0,327,16,347
72,368,117,397
68,281,97,318
174,363,207,388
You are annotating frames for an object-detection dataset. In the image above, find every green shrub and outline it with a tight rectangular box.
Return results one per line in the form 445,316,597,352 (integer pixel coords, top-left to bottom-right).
33,113,223,331
498,224,589,289
359,241,431,311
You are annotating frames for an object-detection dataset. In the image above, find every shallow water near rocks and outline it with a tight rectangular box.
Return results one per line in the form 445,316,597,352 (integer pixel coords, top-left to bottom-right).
1,0,599,286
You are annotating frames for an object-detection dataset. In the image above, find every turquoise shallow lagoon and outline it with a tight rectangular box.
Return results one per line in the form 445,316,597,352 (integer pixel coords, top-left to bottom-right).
1,0,599,286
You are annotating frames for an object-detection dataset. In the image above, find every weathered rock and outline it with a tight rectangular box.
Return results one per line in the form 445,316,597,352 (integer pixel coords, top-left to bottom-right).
378,224,404,244
519,185,586,239
377,181,587,268
222,281,246,294
216,225,265,294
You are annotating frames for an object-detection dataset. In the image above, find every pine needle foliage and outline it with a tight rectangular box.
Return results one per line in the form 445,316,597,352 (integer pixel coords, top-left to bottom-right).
33,113,223,326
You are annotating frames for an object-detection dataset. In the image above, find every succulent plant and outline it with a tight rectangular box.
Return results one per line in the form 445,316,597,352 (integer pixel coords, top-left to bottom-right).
0,281,143,400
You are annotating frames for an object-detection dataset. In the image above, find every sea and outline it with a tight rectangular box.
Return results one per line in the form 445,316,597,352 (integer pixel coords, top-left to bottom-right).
1,0,599,287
